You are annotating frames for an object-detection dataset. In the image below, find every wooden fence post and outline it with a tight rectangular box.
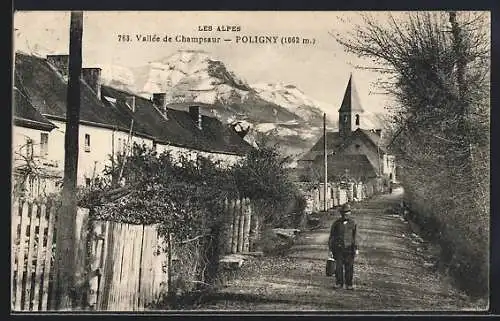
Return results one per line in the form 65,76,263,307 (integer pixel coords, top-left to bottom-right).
248,201,256,252
74,207,90,309
24,202,38,310
32,201,47,311
41,200,57,310
11,198,19,310
237,198,245,253
231,199,239,254
14,200,29,311
223,199,232,254
243,198,251,252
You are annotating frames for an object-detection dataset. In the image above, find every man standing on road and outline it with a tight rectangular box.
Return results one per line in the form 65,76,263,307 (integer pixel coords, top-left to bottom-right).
328,203,358,290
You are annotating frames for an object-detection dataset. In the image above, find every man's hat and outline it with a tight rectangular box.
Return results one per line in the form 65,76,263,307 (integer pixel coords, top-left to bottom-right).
340,203,351,213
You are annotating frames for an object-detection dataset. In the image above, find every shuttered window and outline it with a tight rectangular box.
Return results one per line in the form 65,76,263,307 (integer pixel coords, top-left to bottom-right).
84,134,91,152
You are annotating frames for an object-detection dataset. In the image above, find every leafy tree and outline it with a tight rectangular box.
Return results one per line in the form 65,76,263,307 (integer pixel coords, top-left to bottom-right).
234,142,303,227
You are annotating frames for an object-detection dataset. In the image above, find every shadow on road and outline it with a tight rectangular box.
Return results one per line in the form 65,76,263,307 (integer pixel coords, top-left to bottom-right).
192,189,481,311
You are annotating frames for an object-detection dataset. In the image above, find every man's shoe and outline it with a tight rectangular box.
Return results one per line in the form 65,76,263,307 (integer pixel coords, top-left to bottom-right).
346,285,354,290
333,284,343,289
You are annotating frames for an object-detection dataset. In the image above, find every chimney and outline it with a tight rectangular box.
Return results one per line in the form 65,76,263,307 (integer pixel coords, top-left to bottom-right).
153,93,168,118
189,105,202,130
82,68,102,99
46,54,69,77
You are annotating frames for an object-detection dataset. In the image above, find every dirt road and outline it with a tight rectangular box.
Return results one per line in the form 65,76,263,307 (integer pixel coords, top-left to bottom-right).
195,188,484,311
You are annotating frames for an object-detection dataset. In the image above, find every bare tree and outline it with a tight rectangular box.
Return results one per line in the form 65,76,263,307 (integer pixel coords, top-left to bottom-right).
333,11,490,297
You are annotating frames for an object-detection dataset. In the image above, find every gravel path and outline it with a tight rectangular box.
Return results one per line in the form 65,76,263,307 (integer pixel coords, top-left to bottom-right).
194,188,486,311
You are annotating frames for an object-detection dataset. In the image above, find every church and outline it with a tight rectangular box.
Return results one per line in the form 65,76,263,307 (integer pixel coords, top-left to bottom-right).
297,74,396,183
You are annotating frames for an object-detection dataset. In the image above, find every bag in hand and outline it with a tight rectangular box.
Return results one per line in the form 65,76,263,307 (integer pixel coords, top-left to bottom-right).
326,255,336,276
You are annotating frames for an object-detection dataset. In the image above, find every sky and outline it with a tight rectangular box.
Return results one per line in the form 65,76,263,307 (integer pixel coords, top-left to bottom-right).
13,11,402,115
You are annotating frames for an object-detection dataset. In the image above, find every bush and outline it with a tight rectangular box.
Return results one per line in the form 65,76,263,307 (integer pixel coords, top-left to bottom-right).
402,179,489,298
234,144,304,229
80,142,304,296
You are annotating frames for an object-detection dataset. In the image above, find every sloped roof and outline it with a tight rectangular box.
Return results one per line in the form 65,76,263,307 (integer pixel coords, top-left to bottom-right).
14,52,253,156
13,87,56,131
313,154,377,181
101,86,253,155
100,85,197,147
356,128,386,153
14,52,153,139
299,127,387,163
299,132,344,161
338,74,364,113
165,105,254,155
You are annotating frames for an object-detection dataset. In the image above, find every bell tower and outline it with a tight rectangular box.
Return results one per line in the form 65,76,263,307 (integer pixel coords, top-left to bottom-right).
338,74,365,137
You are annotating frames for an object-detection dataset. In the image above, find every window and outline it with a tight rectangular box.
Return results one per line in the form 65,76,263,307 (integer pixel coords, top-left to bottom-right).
84,134,91,152
40,133,49,158
85,178,91,187
355,114,360,126
343,115,348,122
153,141,157,151
355,144,360,149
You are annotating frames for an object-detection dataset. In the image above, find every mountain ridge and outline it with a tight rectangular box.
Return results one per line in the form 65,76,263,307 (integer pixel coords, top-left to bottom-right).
98,50,383,158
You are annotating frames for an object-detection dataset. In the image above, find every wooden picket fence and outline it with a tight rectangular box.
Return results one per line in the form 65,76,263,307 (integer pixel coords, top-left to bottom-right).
87,221,168,311
223,198,259,254
11,197,169,311
11,197,58,311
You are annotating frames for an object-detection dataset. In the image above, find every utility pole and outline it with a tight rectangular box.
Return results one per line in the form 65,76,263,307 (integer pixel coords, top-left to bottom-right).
54,11,83,310
323,113,328,212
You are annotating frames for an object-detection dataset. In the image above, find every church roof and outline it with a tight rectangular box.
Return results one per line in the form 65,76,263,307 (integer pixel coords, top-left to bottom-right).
298,131,344,161
356,129,386,153
298,128,386,163
310,154,378,181
338,74,365,113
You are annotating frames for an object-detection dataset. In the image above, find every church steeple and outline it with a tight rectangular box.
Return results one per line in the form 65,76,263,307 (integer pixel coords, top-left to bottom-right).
339,74,364,137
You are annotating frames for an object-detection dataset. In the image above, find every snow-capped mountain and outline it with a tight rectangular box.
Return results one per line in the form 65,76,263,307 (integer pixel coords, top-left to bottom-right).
252,82,336,123
98,50,383,158
97,64,137,90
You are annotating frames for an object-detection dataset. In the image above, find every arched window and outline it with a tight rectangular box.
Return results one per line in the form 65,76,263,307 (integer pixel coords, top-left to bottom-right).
355,114,360,126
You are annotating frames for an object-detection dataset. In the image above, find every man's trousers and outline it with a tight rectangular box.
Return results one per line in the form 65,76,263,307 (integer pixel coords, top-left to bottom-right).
333,247,355,286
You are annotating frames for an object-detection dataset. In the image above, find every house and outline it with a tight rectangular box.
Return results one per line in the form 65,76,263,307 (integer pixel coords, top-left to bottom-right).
12,85,61,197
298,74,396,182
13,52,254,193
100,86,253,166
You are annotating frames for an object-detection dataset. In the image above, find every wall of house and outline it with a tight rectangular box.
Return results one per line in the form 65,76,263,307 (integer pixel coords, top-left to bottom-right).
155,143,243,167
14,121,244,192
198,151,243,167
12,126,51,161
342,136,382,175
12,125,61,197
48,120,154,187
